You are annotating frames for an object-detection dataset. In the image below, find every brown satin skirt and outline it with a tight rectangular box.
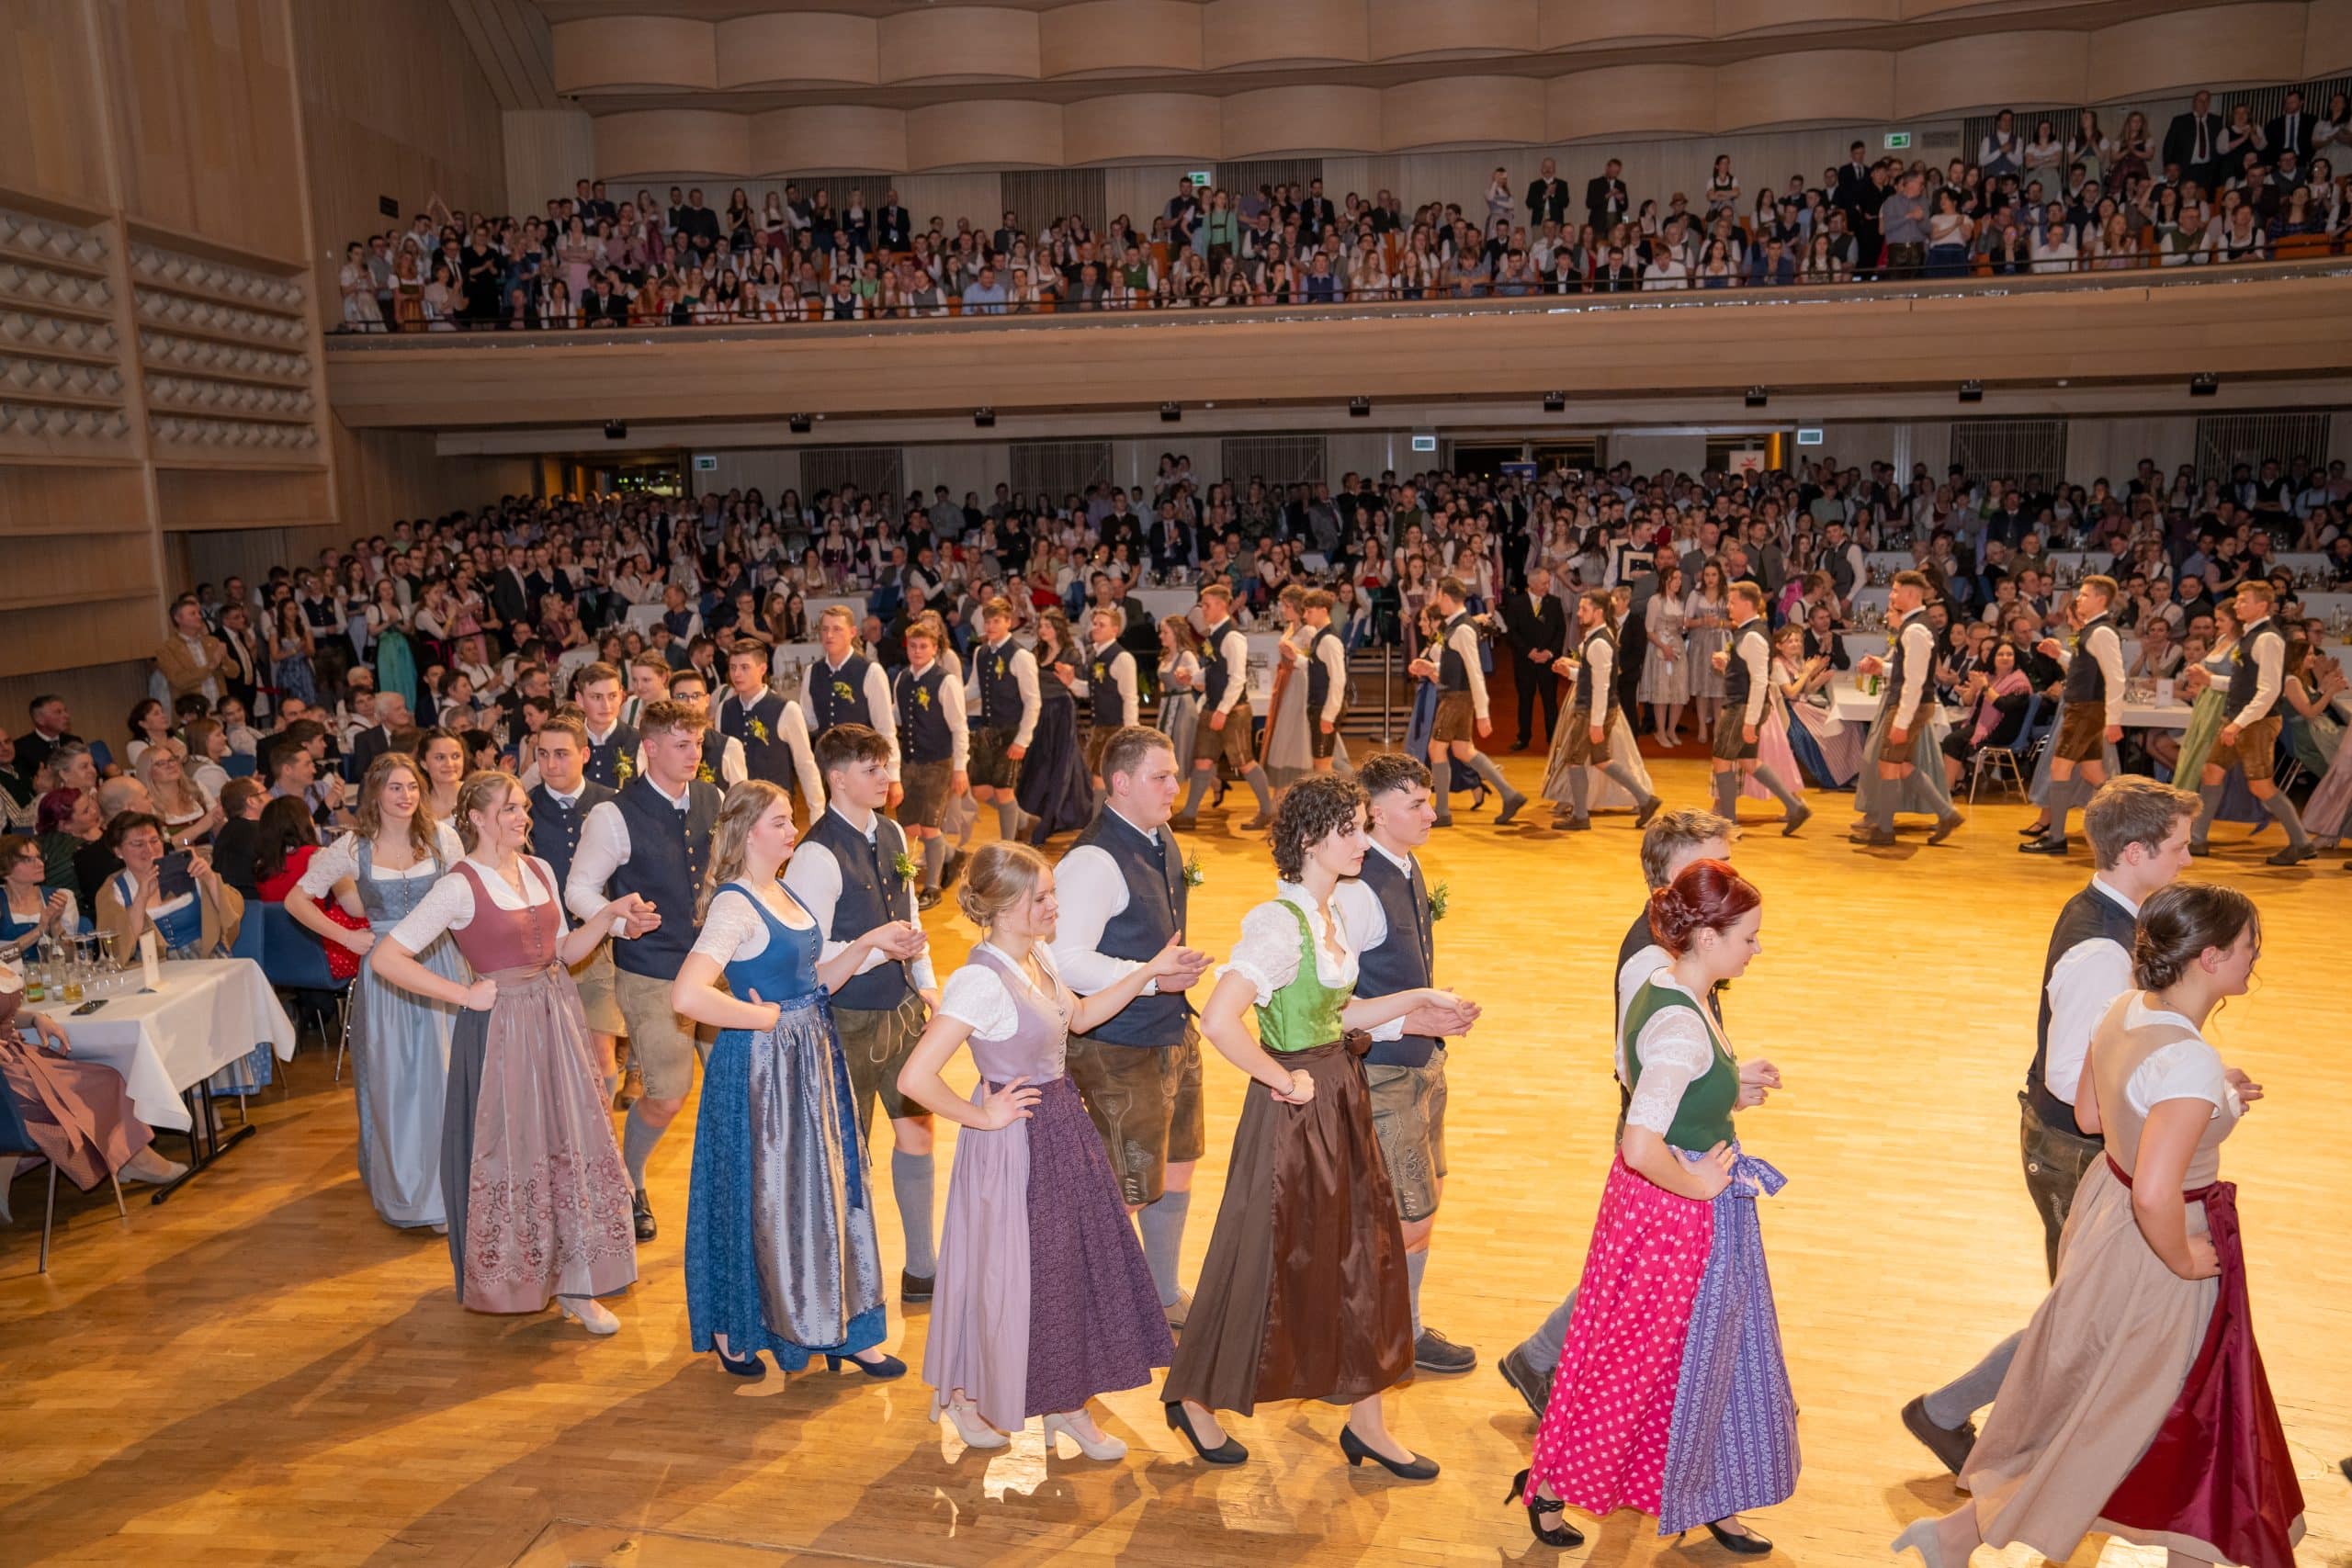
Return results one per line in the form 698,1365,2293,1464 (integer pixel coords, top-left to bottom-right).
1161,1033,1413,1415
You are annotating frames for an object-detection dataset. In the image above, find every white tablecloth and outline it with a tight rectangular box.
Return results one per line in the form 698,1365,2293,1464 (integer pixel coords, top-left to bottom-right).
53,959,297,1133
623,602,667,633
1862,549,2329,575
1854,584,2352,621
1829,678,2192,731
1134,588,1195,626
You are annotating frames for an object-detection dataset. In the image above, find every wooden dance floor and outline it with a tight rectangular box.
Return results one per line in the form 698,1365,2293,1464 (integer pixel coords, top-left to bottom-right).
5,754,2347,1568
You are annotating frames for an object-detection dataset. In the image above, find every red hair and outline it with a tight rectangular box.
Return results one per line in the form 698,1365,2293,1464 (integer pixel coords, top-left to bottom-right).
1645,859,1760,957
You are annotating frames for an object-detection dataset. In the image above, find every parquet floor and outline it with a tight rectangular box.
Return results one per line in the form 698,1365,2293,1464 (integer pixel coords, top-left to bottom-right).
5,754,2347,1568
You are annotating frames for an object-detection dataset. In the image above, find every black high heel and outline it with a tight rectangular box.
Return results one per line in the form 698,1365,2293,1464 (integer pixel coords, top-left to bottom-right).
824,1350,908,1380
1506,1469,1585,1548
1164,1402,1248,1465
713,1343,765,1380
1338,1423,1438,1480
1695,1518,1774,1555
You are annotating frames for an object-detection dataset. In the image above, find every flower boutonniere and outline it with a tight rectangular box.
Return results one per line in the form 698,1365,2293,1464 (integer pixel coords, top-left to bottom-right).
1182,852,1205,889
831,678,855,704
695,761,715,784
891,849,922,884
615,752,635,783
748,716,769,742
915,684,933,709
1427,880,1450,923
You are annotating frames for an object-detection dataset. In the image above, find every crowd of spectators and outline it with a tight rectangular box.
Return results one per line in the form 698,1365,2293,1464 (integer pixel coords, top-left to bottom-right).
334,87,2352,332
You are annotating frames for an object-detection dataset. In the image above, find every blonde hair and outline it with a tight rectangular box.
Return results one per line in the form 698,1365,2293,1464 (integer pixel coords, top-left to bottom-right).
956,840,1050,931
133,735,203,819
452,769,521,852
355,751,442,863
697,779,793,923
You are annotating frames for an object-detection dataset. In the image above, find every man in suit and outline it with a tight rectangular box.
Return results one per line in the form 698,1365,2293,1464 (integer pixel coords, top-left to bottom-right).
1584,158,1628,232
876,189,911,254
2267,88,2312,169
582,274,627,325
489,548,531,641
2164,90,2223,190
1501,567,1568,751
346,692,406,778
1833,140,1875,210
1299,176,1336,242
1526,156,1571,228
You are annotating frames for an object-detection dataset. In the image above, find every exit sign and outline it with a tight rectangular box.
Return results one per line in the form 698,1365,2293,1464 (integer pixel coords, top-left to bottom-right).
1189,170,1212,187
1410,434,1438,453
693,454,718,472
1883,131,1912,151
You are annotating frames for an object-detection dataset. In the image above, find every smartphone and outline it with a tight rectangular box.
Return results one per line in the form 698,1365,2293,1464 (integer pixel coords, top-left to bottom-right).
157,850,195,900
73,999,106,1015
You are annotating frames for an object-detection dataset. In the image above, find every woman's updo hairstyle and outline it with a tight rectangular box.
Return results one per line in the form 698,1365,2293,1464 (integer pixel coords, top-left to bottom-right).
1646,859,1760,958
2132,883,2258,990
452,770,520,853
956,840,1050,930
1270,773,1367,882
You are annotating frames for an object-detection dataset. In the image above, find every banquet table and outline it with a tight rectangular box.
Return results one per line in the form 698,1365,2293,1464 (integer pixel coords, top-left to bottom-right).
1862,549,2331,576
1828,678,2193,730
54,958,299,1201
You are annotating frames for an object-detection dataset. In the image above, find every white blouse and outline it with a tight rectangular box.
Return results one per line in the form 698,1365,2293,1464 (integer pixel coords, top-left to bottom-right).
387,854,569,952
687,883,815,965
2119,995,2241,1120
1218,884,1358,1005
939,943,1067,1043
1623,969,1724,1138
297,824,465,897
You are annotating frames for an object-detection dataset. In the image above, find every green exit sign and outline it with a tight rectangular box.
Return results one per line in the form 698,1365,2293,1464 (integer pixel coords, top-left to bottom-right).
1884,131,1912,151
1189,170,1212,187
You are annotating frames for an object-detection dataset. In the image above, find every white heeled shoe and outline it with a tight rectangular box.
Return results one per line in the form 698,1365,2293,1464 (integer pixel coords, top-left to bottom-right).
1043,1411,1127,1461
558,1295,620,1336
930,1393,1009,1450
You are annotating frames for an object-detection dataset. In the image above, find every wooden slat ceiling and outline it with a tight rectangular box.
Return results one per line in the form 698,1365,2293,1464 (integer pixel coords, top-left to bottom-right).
447,0,560,109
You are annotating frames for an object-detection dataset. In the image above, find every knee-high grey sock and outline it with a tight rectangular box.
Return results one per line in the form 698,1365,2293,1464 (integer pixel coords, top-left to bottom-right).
2042,776,2079,840
1566,768,1590,819
1516,1287,1579,1373
1922,1330,2022,1429
892,1148,937,1277
1406,1247,1429,1340
1713,769,1740,818
995,797,1023,840
921,834,946,890
953,799,978,848
1599,761,1648,806
2193,782,2223,845
1178,769,1212,818
2264,790,2312,850
1753,763,1802,813
621,1103,663,1190
1431,762,1455,823
1242,765,1274,815
1137,1188,1190,1305
1467,750,1520,799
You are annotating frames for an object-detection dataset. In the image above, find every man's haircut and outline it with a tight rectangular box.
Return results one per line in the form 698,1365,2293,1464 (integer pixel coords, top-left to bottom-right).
637,698,707,739
815,721,892,777
2084,776,2198,871
1356,751,1432,799
1638,807,1735,890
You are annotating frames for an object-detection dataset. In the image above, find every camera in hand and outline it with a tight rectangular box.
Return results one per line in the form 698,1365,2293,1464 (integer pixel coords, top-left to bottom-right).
157,850,196,901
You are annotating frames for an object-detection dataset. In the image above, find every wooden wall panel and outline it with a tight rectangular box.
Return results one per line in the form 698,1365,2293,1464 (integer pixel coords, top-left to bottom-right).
0,0,110,207
0,661,155,744
95,0,307,262
503,108,599,219
329,421,534,534
0,462,147,538
292,0,509,263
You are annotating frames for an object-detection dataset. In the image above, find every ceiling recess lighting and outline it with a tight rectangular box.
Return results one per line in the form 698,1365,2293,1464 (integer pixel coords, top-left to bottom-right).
1349,397,1372,418
973,407,996,427
788,413,812,434
1958,380,1984,403
1543,391,1566,412
1159,401,1181,423
2188,373,2220,398
1743,387,1768,409
603,419,628,439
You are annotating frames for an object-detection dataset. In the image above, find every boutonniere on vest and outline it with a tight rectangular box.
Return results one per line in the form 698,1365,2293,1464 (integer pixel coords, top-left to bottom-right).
1427,880,1450,922
695,761,715,784
615,752,635,783
914,684,933,709
831,678,855,703
748,717,769,741
891,849,922,883
1182,852,1205,888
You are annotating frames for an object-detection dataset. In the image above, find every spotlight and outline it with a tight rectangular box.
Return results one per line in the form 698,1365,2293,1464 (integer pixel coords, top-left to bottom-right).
603,419,628,440
1349,397,1372,418
1958,380,1984,403
973,407,996,428
788,413,812,434
1159,400,1182,423
1543,391,1566,412
2188,373,2220,398
1744,386,1768,409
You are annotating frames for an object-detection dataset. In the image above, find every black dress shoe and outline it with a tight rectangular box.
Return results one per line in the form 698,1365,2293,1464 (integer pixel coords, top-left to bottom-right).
631,1187,656,1242
1412,1326,1477,1373
1338,1423,1438,1480
1497,1345,1553,1418
714,1344,765,1379
824,1349,908,1379
1507,1469,1585,1548
2018,836,2070,855
939,848,968,890
1165,1402,1248,1464
900,1268,934,1304
1901,1393,1977,1475
1698,1519,1772,1555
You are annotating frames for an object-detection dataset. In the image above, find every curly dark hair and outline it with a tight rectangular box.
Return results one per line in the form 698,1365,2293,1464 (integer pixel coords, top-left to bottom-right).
1270,773,1367,881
